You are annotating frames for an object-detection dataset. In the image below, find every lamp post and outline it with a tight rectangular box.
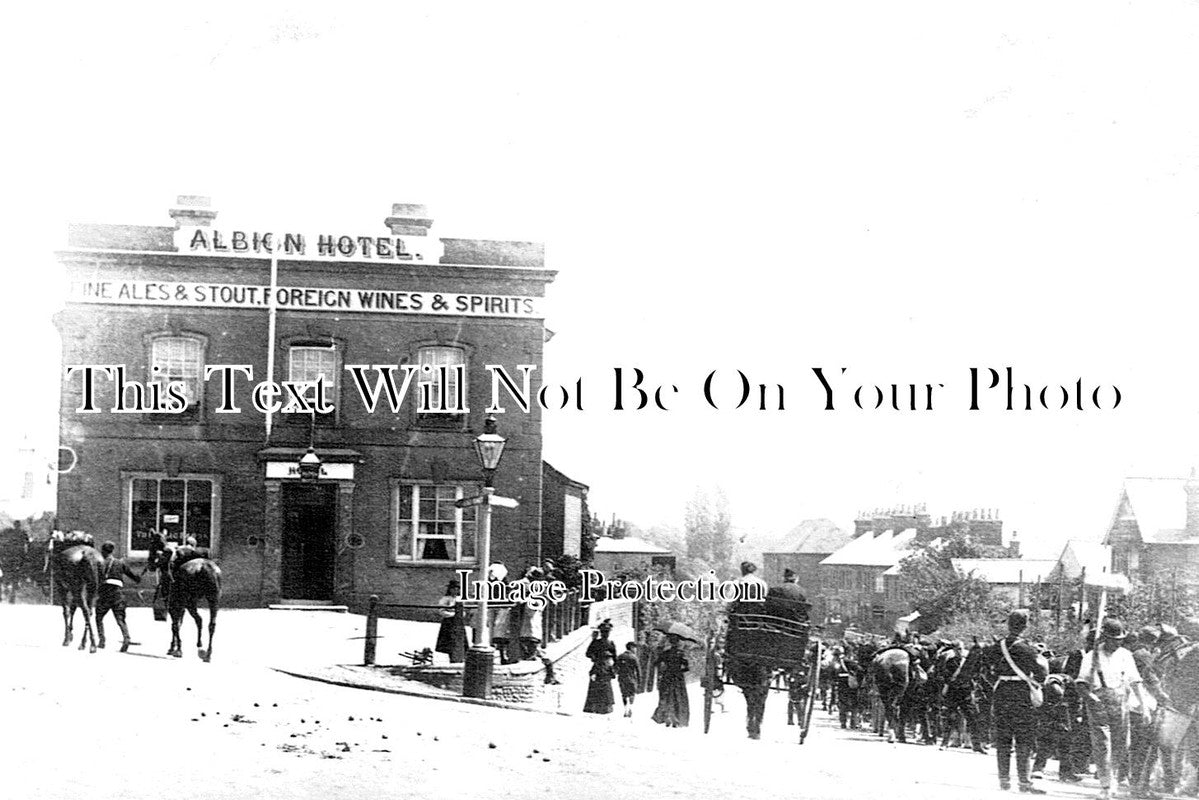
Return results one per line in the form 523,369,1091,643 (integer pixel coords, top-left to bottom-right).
461,416,511,699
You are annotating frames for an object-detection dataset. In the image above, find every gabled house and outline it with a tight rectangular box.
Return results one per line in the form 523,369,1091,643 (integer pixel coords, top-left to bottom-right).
1104,475,1199,586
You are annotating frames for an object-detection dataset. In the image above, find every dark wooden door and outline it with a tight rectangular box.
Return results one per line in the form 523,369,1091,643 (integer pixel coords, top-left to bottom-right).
281,483,337,600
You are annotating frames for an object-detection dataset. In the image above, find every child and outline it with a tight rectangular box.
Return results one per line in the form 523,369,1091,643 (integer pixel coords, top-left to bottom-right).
615,642,642,717
537,644,560,685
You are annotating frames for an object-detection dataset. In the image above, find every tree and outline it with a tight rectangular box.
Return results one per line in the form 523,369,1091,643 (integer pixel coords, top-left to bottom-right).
1105,573,1198,632
898,528,1005,633
683,486,736,579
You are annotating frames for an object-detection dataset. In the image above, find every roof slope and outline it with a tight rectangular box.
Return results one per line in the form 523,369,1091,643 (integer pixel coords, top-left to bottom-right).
593,536,672,555
774,518,852,554
821,529,917,567
1056,540,1112,580
952,558,1057,584
1110,478,1197,545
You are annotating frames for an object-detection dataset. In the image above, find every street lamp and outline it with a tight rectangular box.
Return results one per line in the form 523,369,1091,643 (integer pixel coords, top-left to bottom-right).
473,416,506,488
297,447,321,482
297,408,321,482
462,415,509,699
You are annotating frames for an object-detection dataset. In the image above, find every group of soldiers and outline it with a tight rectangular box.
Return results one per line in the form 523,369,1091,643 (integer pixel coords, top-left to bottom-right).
821,612,1195,799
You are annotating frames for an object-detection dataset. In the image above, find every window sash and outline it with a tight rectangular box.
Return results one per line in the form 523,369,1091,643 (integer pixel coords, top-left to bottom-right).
416,346,466,414
151,337,203,406
288,346,338,410
393,482,478,562
127,474,216,554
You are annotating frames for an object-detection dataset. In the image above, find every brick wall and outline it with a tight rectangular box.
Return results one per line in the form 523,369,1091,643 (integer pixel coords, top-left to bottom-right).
56,226,554,613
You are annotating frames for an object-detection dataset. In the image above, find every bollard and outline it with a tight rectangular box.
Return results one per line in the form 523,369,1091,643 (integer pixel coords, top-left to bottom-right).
364,594,379,666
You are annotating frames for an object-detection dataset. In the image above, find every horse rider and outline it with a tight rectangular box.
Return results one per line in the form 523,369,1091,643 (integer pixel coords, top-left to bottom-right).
1076,618,1153,800
986,609,1049,794
96,541,142,652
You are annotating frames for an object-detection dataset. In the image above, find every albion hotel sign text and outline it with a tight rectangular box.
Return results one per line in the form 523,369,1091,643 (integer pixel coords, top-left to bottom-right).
66,227,542,319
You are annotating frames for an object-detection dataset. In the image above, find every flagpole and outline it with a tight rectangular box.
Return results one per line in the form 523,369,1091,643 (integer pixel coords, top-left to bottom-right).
264,237,279,442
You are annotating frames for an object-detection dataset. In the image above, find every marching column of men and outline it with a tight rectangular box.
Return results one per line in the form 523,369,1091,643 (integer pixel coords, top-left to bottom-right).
826,614,1190,800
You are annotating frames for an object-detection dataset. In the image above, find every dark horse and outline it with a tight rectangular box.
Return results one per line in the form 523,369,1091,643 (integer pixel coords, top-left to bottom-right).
1155,638,1199,794
47,535,103,653
147,535,221,661
871,643,928,743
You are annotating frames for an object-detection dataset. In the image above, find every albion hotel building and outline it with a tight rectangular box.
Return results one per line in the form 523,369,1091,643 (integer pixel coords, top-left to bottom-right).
54,197,585,616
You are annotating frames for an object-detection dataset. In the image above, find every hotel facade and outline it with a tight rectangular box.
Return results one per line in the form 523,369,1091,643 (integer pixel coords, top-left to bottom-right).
54,197,571,616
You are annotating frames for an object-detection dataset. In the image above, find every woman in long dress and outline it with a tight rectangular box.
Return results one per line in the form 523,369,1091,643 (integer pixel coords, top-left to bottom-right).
652,634,690,728
434,580,467,663
583,653,616,714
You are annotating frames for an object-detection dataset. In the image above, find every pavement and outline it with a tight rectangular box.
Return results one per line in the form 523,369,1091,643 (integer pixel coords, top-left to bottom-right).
2,602,1195,799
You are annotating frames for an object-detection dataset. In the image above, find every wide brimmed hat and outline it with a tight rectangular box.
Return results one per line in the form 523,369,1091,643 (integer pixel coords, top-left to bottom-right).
1100,619,1127,640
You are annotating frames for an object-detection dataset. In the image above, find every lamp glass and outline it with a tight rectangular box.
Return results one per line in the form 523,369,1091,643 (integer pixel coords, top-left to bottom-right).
298,447,322,481
473,434,506,471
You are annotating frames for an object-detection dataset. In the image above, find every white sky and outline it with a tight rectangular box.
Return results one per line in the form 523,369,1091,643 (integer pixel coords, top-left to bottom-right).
2,2,1198,558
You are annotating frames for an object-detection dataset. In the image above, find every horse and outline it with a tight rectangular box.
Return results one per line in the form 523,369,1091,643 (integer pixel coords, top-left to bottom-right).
147,535,221,662
47,535,103,652
1155,638,1199,794
870,643,928,743
726,655,774,740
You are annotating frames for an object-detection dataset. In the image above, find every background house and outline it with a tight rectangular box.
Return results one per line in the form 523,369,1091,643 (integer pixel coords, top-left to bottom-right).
1104,475,1199,587
592,535,675,577
951,557,1057,607
762,518,851,604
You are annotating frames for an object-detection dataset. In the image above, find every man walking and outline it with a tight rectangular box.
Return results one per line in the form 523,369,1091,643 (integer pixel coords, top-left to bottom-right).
1128,627,1169,798
988,609,1049,794
96,541,142,652
1075,618,1153,800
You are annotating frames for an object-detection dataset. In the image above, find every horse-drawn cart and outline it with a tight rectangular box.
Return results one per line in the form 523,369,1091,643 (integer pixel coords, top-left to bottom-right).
702,595,823,743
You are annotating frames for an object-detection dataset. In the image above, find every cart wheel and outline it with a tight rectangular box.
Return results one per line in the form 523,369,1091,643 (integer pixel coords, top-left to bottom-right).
800,640,821,744
703,643,717,734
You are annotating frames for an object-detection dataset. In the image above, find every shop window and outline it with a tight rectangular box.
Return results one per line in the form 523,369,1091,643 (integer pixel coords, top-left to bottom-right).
415,346,467,425
391,482,478,563
127,474,218,555
150,335,204,416
287,344,339,423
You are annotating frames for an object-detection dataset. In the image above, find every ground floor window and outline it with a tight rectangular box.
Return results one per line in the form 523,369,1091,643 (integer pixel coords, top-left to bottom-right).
391,482,477,563
127,474,219,555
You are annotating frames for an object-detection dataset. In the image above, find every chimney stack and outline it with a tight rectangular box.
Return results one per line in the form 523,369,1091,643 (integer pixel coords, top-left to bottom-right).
384,203,434,236
168,195,217,229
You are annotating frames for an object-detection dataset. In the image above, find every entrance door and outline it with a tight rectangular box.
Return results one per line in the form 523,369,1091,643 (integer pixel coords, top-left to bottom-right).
281,483,337,600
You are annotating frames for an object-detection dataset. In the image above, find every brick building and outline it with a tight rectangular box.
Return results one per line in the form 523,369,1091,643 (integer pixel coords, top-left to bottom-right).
1103,475,1199,587
761,518,850,615
818,505,1011,634
540,462,588,561
54,197,559,616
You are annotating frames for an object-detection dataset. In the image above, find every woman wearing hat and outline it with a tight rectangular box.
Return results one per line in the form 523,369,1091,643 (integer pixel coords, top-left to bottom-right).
1075,618,1152,800
651,633,690,728
583,619,618,715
